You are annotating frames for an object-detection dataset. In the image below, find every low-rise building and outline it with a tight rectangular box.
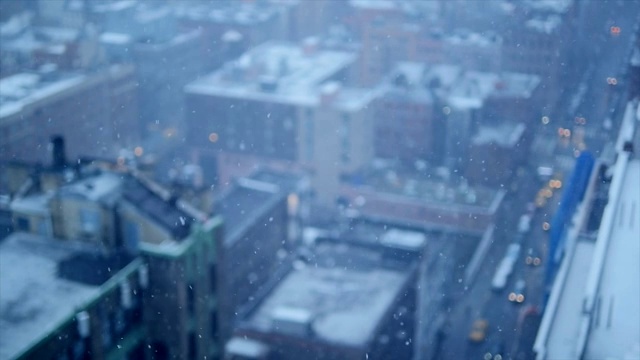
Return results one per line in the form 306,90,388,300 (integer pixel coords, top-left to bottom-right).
226,233,424,360
185,40,378,203
5,149,224,360
0,232,147,360
339,164,506,234
466,122,529,186
213,175,292,344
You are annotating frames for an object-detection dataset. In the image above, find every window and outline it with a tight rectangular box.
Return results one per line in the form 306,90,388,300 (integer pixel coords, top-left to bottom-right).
16,217,30,231
305,110,314,161
341,113,351,163
123,220,140,254
187,332,197,360
187,283,195,315
209,264,217,292
210,312,218,339
79,208,100,236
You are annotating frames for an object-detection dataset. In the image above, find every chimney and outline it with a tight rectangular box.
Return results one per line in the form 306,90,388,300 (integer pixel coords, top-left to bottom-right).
51,135,67,169
302,37,319,56
320,81,341,105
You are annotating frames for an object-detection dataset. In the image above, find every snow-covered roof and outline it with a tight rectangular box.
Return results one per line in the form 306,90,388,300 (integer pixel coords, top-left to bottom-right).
472,122,526,147
383,62,539,106
185,41,373,109
173,1,282,25
521,0,573,14
0,233,135,360
0,72,86,121
58,172,123,204
10,192,54,216
526,15,562,34
245,241,410,346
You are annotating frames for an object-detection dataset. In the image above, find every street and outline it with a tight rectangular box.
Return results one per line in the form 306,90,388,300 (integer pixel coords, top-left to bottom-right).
436,1,639,359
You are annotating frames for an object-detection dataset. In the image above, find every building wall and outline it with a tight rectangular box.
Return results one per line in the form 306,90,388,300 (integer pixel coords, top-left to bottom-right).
216,195,288,344
0,65,139,164
118,200,174,247
50,196,117,249
373,98,433,165
140,219,222,360
339,185,498,234
187,90,373,204
17,261,147,360
133,31,204,136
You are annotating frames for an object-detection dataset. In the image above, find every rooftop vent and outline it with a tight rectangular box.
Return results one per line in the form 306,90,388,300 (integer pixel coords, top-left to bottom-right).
302,37,319,56
271,306,314,337
320,81,341,105
259,76,278,92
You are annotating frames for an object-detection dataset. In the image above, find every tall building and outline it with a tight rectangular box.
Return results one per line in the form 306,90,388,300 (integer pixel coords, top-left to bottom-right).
534,101,640,360
185,40,378,203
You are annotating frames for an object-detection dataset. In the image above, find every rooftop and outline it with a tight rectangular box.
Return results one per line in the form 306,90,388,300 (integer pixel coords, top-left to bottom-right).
521,0,573,14
382,62,540,106
122,176,195,240
472,122,526,147
184,41,375,110
345,165,502,209
214,177,285,246
58,172,124,205
526,15,563,34
243,240,413,347
0,71,86,121
0,233,137,360
173,1,283,25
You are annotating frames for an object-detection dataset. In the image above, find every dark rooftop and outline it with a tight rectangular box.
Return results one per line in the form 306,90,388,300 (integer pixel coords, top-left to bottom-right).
214,178,285,246
58,251,134,286
122,177,193,240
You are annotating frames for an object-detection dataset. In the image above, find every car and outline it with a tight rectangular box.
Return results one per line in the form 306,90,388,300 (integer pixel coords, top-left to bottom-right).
525,248,542,266
469,319,489,343
508,279,526,304
517,214,532,234
483,341,505,360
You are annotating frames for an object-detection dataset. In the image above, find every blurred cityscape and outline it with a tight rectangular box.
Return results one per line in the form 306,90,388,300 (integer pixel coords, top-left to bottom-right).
0,1,639,360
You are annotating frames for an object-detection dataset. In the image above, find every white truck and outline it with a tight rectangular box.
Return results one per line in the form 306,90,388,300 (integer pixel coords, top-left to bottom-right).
491,243,521,291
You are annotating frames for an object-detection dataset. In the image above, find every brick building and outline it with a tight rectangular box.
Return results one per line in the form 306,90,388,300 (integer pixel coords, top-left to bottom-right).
373,62,540,169
466,122,529,186
185,41,378,203
0,64,139,163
